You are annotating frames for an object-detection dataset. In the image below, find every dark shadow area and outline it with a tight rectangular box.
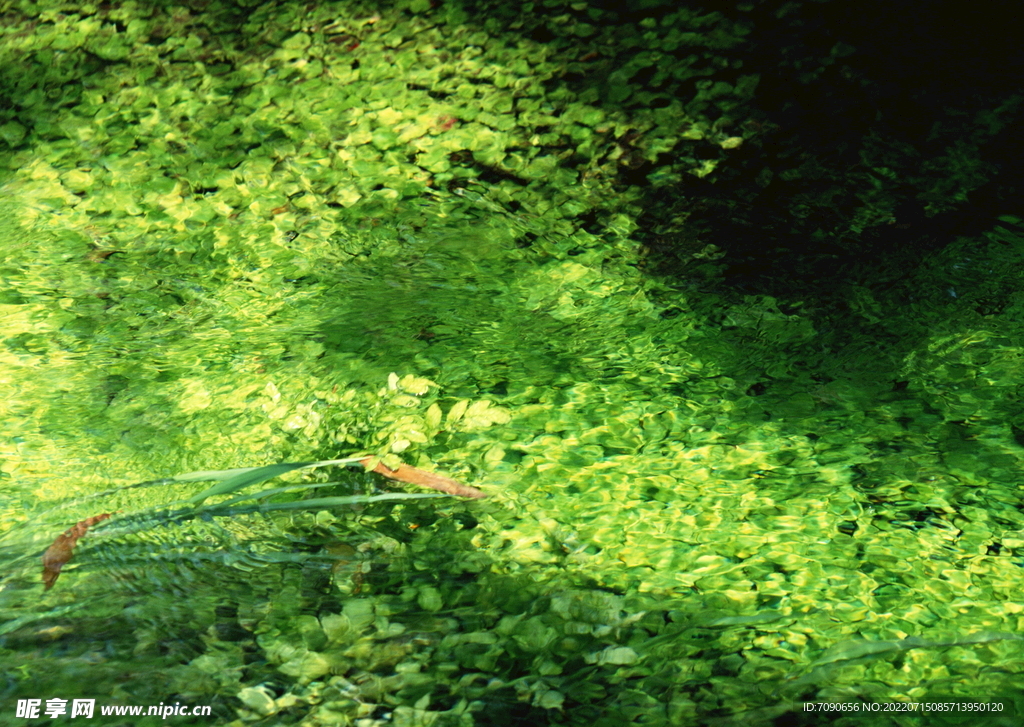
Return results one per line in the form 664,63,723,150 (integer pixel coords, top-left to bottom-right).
436,0,1024,391
645,0,1024,296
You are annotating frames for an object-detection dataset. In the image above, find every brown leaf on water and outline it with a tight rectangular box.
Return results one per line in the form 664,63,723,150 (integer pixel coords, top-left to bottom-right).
359,457,487,498
42,513,113,591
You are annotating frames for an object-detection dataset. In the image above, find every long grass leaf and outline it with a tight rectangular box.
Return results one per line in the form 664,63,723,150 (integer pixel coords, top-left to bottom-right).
212,481,347,508
186,457,366,504
200,492,446,517
173,467,266,483
187,463,312,504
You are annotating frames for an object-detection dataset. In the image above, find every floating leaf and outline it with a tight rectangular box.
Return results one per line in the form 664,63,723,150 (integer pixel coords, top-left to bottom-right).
359,456,487,498
237,687,277,716
536,690,565,710
595,646,639,665
398,374,435,395
41,513,114,590
425,403,443,429
447,399,469,425
0,121,27,146
418,586,443,612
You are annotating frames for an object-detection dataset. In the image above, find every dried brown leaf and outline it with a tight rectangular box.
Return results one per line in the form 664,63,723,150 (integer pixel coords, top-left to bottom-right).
41,513,113,591
359,457,486,498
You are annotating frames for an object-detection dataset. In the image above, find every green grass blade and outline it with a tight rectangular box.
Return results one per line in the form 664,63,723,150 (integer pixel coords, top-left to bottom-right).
185,457,366,505
212,480,347,508
173,467,266,483
187,462,314,505
200,492,446,517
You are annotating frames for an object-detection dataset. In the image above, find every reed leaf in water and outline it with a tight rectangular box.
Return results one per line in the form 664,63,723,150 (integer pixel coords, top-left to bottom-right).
34,455,483,590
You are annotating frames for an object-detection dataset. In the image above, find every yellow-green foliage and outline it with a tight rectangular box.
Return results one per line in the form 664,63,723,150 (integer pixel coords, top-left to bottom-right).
3,1,1024,726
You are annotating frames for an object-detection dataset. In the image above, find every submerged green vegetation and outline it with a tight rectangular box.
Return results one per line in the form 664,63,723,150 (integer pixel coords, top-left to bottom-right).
1,0,1024,725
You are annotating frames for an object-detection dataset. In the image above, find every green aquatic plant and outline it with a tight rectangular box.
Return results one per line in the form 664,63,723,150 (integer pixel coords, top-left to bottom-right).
12,456,457,595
